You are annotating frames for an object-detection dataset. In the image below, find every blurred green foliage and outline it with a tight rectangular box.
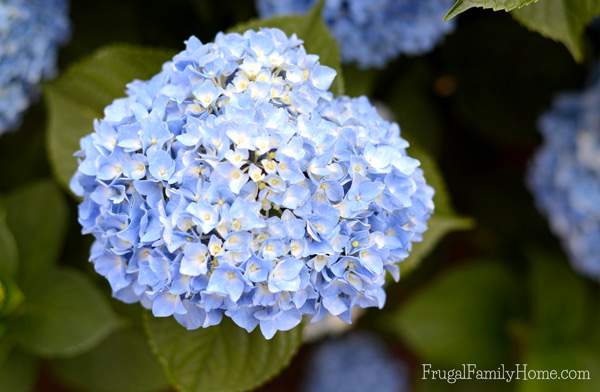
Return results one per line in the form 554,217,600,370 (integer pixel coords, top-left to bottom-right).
379,261,521,367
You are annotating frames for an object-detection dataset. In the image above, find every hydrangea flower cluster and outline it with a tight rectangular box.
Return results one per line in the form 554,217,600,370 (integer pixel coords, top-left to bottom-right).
529,77,600,281
303,333,409,392
71,28,434,338
0,0,70,133
256,0,454,69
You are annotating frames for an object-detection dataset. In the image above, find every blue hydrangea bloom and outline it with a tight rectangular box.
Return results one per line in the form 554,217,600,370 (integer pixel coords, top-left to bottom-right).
71,28,434,339
0,0,70,133
304,333,409,392
529,77,600,281
256,0,454,69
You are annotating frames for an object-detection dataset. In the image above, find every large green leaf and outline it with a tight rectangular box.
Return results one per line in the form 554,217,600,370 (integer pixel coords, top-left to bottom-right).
46,45,175,189
0,349,38,392
401,148,473,274
229,0,344,95
0,339,12,367
382,84,473,275
145,316,302,392
446,1,600,61
402,215,473,274
513,0,600,61
417,379,512,392
381,261,519,367
520,344,599,392
2,181,67,287
13,268,120,357
445,0,539,19
52,327,168,392
518,253,598,391
0,278,24,319
528,253,586,343
412,147,454,216
342,65,377,97
0,206,18,279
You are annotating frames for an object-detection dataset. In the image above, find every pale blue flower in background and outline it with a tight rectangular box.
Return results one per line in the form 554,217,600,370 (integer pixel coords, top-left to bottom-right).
304,332,410,392
529,75,600,281
256,0,454,68
0,0,69,133
71,28,434,339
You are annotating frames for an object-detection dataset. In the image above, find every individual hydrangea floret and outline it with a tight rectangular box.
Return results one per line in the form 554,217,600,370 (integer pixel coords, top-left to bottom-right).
303,333,409,392
0,0,70,133
529,77,600,281
256,0,455,69
71,28,434,338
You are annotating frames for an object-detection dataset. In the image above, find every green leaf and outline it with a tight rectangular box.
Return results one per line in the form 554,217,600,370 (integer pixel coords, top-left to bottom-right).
2,181,67,287
13,268,120,357
400,147,473,274
402,215,473,274
0,338,13,366
0,349,38,392
144,315,302,392
46,45,175,189
517,253,599,391
229,0,344,95
52,327,169,392
411,147,453,215
528,252,586,343
0,206,18,279
513,0,600,62
342,65,378,97
520,344,599,392
0,278,24,318
445,0,539,19
381,261,518,367
417,379,513,392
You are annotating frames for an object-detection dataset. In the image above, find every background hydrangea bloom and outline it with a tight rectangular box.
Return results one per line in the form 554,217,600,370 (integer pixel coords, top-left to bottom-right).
303,332,409,392
71,28,434,338
0,0,70,133
256,0,454,69
529,77,600,281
